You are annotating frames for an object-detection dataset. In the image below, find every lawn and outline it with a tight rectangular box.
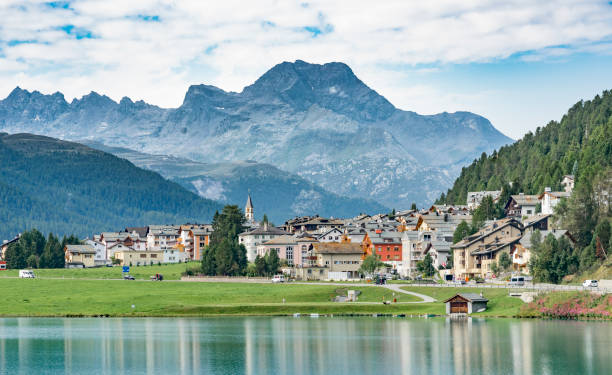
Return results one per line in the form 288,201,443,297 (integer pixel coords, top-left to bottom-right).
0,262,199,280
0,279,422,317
401,286,526,317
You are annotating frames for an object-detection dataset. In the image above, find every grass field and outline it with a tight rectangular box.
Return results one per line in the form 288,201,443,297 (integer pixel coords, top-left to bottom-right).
401,286,526,317
0,262,199,280
0,278,423,317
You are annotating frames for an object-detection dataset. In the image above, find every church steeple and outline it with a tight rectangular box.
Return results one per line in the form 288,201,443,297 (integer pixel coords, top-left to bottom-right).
245,193,254,222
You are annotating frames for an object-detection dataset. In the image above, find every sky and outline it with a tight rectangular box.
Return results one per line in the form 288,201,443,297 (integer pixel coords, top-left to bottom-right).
1,1,611,139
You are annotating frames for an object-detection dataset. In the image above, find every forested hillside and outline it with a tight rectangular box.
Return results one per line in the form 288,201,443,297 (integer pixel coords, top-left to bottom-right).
0,133,222,240
442,91,611,283
438,90,611,204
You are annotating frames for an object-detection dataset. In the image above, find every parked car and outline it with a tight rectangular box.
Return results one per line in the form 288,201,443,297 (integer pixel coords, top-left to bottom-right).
123,275,135,280
105,263,113,267
19,270,35,278
272,274,285,283
453,279,466,285
509,276,525,286
583,279,598,288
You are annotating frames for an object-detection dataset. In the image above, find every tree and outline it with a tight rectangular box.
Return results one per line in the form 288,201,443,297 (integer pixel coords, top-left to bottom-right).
416,253,436,277
472,195,497,229
5,243,26,269
202,205,248,276
498,252,512,272
262,214,269,224
358,254,385,276
265,251,280,275
26,254,39,268
453,221,471,244
254,255,266,276
411,203,417,211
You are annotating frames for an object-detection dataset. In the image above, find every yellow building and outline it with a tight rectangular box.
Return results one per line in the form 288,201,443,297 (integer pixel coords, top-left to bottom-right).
452,218,523,280
65,245,96,268
114,250,164,266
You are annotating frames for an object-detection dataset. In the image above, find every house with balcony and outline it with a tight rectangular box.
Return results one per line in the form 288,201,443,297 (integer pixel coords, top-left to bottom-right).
257,234,318,267
504,194,539,218
452,218,523,280
538,188,571,215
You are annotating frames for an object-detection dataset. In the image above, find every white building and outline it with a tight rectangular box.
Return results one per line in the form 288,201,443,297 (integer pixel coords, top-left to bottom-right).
238,223,291,262
467,191,502,210
147,225,181,250
539,188,571,215
316,228,344,243
561,175,575,193
84,239,107,265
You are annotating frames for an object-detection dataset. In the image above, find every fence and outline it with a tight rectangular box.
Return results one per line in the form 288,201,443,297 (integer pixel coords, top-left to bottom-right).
409,282,611,294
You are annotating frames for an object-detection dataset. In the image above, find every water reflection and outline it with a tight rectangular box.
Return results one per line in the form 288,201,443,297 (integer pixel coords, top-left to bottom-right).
0,317,610,374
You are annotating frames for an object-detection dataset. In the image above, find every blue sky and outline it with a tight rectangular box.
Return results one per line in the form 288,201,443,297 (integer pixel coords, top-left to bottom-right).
0,0,611,139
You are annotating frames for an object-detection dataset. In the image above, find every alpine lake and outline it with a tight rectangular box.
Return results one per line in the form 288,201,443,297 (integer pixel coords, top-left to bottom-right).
0,316,611,374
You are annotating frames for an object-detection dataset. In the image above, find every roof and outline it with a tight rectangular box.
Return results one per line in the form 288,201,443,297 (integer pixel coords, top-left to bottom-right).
452,218,522,249
520,229,569,247
522,214,551,228
246,194,253,209
261,235,298,246
315,242,363,254
65,244,96,254
470,235,522,255
444,293,489,303
239,225,290,236
125,227,148,238
367,230,402,244
538,191,571,199
510,194,539,206
190,228,211,236
148,225,181,236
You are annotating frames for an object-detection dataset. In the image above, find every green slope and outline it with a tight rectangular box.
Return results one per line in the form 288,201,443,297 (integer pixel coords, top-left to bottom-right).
0,133,222,240
438,90,612,204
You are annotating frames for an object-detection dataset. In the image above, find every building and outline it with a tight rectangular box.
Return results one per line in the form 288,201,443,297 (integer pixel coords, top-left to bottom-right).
452,218,523,280
239,223,291,262
64,244,96,268
513,229,571,272
423,240,451,270
445,293,488,314
257,235,318,267
147,225,181,250
97,232,147,260
466,191,502,210
539,188,571,215
178,224,212,261
1,234,20,259
114,250,164,266
314,242,363,280
399,231,420,278
561,175,575,193
504,194,539,218
316,228,344,243
283,216,344,234
84,239,108,266
362,230,403,269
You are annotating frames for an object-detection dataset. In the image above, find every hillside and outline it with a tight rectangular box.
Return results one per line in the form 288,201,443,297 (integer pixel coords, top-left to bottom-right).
83,142,389,222
0,60,511,208
0,133,222,240
438,90,612,204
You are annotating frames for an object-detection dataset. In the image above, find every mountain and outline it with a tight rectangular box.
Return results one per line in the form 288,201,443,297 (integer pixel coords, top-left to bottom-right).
438,90,612,204
0,133,222,240
0,60,512,208
82,142,389,223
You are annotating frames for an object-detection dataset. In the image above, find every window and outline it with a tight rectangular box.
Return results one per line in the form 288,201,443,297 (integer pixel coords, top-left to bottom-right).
140,254,146,258
151,254,157,259
394,247,399,251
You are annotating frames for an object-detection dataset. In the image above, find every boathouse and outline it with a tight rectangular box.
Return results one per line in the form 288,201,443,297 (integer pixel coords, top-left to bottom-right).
444,293,488,314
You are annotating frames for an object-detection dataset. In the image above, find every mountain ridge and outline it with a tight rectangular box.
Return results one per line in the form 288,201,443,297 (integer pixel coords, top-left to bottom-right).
0,60,512,207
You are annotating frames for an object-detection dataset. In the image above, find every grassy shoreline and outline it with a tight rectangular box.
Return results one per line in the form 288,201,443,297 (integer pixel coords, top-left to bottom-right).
1,266,607,319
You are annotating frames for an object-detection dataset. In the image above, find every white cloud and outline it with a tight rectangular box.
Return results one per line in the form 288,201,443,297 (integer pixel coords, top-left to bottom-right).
0,0,611,136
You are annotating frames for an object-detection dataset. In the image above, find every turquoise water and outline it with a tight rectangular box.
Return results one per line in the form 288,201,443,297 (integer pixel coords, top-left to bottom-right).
0,317,610,374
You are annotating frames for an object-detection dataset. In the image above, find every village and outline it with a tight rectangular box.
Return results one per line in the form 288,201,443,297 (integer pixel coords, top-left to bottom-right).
1,175,578,285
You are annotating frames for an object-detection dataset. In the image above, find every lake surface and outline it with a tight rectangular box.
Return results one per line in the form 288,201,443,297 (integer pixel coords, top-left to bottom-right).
0,317,610,374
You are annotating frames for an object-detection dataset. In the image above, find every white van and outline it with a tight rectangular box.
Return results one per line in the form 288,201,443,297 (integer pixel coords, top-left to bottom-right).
508,276,525,286
19,270,35,279
272,274,285,283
